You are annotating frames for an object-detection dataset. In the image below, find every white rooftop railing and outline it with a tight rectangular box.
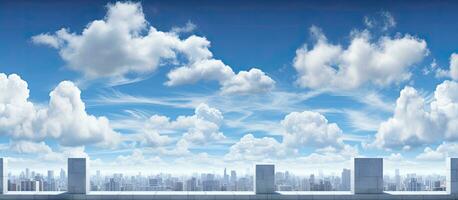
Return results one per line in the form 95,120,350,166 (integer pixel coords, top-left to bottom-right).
1,157,458,200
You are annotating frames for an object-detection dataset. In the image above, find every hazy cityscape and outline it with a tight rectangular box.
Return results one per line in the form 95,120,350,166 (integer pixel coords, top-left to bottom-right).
7,168,446,192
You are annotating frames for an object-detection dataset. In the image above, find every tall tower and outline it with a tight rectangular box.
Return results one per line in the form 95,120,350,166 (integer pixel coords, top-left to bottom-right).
395,169,400,190
341,168,351,191
47,170,54,182
26,168,30,179
223,168,229,185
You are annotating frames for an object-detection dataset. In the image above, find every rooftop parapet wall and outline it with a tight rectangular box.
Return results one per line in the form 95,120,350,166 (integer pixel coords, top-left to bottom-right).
352,158,383,194
0,157,457,200
255,164,275,194
67,158,89,194
0,158,6,194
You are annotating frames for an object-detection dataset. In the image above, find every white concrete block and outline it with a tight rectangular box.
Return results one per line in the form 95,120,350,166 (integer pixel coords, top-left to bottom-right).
352,158,383,194
0,158,6,194
447,158,458,194
255,165,275,194
68,158,89,194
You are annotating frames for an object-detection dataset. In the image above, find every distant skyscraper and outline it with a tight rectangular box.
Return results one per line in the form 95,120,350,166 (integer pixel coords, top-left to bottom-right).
21,180,40,191
60,168,66,181
186,177,197,191
395,169,401,190
230,170,237,182
285,171,290,182
45,170,56,191
300,178,310,191
106,178,120,191
223,168,229,185
230,170,237,190
174,182,184,191
407,177,421,191
323,179,332,191
25,168,30,179
47,170,54,182
341,169,351,191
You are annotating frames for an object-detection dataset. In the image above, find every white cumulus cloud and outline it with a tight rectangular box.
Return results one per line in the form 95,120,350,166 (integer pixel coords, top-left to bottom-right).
416,142,458,161
435,53,458,81
221,68,275,95
373,80,458,149
281,110,344,148
293,26,428,90
224,110,347,164
10,140,53,154
178,103,226,145
32,2,275,94
0,73,121,147
451,53,458,80
165,59,234,86
42,81,122,146
32,2,180,79
224,134,286,162
0,73,38,140
142,103,226,148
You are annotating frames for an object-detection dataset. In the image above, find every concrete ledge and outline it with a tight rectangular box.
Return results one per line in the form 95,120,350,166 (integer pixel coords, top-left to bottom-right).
0,191,457,200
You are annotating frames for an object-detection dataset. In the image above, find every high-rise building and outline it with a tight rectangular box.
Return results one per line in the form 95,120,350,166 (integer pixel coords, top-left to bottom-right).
8,180,19,191
407,177,421,191
186,177,197,191
302,178,310,191
230,170,237,190
341,169,351,191
174,182,184,191
47,170,54,182
58,168,67,191
230,170,237,183
202,173,220,191
45,170,55,191
309,174,315,190
105,178,120,191
395,169,401,190
237,177,251,191
223,168,229,185
60,169,66,181
25,168,30,179
323,179,332,191
20,180,40,191
285,171,290,182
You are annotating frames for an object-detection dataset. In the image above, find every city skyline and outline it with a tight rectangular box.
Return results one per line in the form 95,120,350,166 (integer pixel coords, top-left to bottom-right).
2,0,458,174
7,166,446,192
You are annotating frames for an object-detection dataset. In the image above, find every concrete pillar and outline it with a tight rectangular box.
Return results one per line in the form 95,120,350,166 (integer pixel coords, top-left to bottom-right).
447,158,458,194
352,158,383,194
68,158,89,194
0,158,6,194
255,164,275,194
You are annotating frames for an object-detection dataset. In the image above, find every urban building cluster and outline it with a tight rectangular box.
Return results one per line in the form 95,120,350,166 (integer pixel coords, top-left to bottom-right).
90,168,253,191
7,168,67,191
6,168,446,192
383,169,446,191
274,169,352,191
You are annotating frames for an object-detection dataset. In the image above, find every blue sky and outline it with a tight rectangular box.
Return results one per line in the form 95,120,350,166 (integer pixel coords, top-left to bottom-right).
1,0,458,175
